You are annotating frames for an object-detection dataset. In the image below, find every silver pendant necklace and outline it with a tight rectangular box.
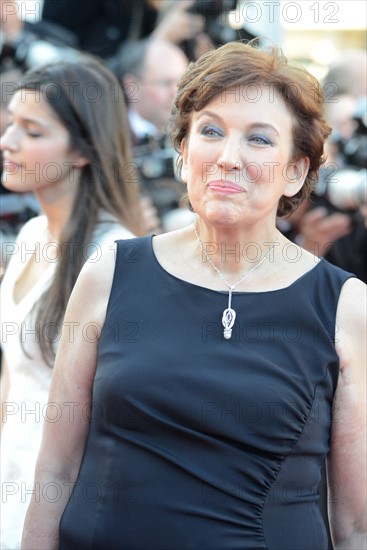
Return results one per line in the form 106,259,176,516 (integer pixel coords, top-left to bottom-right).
193,224,275,340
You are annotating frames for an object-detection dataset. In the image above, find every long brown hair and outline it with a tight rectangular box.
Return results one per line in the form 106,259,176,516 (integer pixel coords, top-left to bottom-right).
18,56,143,364
170,40,332,216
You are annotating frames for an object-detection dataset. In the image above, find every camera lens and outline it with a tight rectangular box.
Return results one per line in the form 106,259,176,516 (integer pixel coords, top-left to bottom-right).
327,169,367,209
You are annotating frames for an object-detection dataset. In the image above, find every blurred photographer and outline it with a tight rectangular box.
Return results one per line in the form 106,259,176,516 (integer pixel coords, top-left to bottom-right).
0,0,78,73
41,0,204,59
110,38,193,232
281,52,367,282
320,94,367,280
156,0,250,61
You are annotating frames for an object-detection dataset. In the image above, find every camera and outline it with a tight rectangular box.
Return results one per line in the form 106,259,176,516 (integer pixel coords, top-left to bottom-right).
316,100,367,211
133,136,185,219
187,0,238,18
0,20,78,73
326,169,366,210
187,0,238,39
183,0,248,59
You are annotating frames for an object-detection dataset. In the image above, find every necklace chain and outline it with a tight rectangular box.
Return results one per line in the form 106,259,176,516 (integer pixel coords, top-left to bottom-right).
192,223,276,340
193,224,275,291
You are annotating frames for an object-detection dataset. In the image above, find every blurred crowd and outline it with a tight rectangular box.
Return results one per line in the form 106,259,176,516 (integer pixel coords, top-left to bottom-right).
279,49,367,281
1,5,365,547
1,0,366,280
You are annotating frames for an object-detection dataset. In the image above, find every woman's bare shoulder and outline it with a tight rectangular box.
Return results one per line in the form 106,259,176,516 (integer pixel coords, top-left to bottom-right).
336,277,366,337
69,241,119,327
153,227,193,258
335,276,366,376
80,240,116,283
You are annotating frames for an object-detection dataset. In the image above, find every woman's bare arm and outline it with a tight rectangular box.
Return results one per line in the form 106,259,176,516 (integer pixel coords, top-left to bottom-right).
21,243,117,549
328,277,367,550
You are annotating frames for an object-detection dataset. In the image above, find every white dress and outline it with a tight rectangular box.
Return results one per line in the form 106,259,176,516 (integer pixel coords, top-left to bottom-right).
0,214,134,549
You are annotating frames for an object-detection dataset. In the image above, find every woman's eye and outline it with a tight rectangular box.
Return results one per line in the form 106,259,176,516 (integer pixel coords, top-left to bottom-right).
201,125,223,137
249,135,273,145
27,131,42,138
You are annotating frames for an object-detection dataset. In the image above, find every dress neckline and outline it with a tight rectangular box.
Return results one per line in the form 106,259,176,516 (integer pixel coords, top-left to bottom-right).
12,256,55,307
11,218,56,307
149,235,323,296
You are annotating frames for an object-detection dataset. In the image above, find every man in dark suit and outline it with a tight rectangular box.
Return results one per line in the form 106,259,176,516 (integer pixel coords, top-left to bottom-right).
112,38,192,231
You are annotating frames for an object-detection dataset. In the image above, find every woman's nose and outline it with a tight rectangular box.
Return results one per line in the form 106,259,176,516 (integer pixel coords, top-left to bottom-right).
216,136,243,171
0,125,19,152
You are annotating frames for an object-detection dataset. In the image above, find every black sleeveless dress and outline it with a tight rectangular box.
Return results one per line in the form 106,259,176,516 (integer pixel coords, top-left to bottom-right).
59,236,354,550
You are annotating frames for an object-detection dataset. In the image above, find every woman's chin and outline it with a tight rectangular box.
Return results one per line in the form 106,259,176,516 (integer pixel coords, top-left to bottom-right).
0,176,26,194
195,202,248,228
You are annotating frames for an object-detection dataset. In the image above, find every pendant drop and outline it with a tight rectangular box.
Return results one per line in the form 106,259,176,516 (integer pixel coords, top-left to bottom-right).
222,307,236,340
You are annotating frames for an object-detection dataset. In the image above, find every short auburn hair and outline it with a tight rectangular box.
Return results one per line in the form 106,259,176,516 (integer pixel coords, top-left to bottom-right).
170,40,331,217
